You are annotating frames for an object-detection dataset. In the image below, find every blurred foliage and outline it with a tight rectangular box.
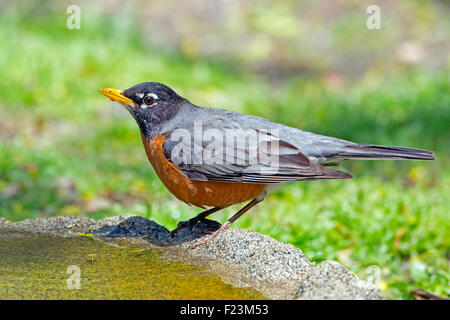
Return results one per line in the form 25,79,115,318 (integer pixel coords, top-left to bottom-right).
0,0,449,299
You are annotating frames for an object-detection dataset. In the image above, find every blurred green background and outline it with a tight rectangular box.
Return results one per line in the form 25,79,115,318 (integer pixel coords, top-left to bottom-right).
0,0,448,299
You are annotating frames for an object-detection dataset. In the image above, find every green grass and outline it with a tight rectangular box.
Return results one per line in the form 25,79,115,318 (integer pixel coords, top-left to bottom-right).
0,7,449,299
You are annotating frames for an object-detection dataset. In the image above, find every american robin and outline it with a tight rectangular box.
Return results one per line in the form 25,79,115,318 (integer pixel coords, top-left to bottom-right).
100,82,434,248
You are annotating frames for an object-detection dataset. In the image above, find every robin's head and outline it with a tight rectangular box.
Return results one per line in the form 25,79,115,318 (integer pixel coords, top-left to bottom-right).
100,82,185,135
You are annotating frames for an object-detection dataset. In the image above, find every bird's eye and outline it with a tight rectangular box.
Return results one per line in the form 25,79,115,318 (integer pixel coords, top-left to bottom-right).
143,95,155,106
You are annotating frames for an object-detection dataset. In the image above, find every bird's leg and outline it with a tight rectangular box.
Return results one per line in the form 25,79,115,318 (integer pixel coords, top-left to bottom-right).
188,197,264,249
169,207,222,237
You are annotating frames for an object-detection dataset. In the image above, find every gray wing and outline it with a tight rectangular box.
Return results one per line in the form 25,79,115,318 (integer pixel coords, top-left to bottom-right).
161,126,352,183
158,104,433,182
162,105,433,164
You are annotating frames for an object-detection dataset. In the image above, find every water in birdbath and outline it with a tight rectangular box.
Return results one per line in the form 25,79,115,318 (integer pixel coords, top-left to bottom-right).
0,235,266,299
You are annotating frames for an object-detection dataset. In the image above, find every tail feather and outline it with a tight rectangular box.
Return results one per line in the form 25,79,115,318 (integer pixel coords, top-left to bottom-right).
336,144,435,161
318,168,353,179
294,168,353,181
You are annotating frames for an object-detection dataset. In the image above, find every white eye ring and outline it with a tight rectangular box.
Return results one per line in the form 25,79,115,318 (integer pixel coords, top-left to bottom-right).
141,93,158,109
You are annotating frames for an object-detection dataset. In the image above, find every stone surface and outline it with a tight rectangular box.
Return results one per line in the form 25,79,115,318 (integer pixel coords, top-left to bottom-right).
0,215,383,300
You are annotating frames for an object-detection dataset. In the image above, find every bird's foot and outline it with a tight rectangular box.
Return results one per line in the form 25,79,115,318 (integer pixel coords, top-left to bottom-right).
169,217,206,237
188,221,230,249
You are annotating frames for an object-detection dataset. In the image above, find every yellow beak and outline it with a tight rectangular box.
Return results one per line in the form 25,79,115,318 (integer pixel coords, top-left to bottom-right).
100,88,135,107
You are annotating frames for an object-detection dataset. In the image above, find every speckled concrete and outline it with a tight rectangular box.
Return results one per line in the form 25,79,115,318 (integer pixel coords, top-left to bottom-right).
0,215,383,300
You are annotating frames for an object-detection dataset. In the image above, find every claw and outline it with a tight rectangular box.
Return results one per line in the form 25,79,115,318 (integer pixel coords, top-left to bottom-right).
169,217,202,237
169,220,190,237
188,221,230,249
169,207,222,237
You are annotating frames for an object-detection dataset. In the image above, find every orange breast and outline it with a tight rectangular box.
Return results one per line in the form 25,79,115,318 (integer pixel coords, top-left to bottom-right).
141,134,267,208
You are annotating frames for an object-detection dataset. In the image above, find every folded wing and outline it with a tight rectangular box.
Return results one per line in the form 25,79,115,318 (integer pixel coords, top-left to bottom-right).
162,128,352,183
